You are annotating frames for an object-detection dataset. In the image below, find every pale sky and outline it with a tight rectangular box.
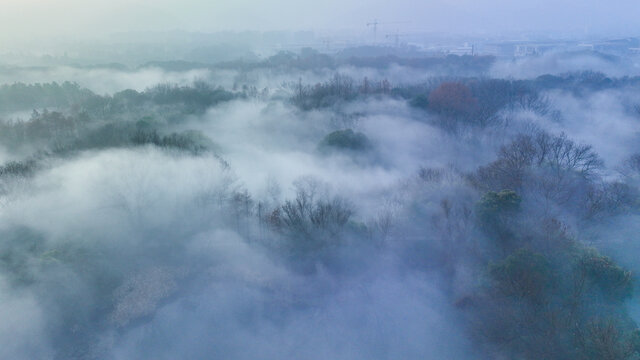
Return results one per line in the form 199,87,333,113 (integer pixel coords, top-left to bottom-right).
1,0,640,43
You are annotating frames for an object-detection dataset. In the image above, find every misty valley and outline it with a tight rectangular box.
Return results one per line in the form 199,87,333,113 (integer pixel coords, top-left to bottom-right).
3,44,640,360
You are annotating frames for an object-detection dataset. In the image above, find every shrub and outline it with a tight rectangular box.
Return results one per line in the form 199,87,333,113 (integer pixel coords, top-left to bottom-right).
318,129,371,152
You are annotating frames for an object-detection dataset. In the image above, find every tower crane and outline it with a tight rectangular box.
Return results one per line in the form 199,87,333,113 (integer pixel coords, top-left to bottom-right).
367,20,409,43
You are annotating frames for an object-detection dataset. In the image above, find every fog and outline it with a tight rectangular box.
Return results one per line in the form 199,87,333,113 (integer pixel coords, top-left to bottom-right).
3,0,640,41
491,51,640,79
0,67,213,95
4,3,640,359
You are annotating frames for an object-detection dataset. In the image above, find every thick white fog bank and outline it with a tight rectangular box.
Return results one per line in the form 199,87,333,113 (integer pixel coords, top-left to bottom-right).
502,88,640,168
1,148,233,241
4,42,640,359
191,100,412,197
184,96,503,221
0,67,212,94
107,268,474,360
0,277,52,359
0,145,476,359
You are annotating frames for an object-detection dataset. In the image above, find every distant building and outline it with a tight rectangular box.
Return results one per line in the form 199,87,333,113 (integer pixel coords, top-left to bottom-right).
481,41,567,58
514,43,563,57
448,43,474,56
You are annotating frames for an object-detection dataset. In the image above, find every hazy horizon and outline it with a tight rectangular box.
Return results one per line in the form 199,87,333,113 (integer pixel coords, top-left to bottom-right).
2,0,640,45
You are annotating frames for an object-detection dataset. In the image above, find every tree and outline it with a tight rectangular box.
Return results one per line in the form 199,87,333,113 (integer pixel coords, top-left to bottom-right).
488,249,552,303
318,129,371,153
427,82,478,119
476,190,521,254
471,130,604,216
266,178,354,254
472,243,638,360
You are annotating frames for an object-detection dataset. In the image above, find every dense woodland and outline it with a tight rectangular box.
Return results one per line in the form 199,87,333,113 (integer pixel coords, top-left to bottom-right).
2,50,640,359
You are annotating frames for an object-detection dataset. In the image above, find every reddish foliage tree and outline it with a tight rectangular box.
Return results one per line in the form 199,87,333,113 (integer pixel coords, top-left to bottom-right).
428,82,478,117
